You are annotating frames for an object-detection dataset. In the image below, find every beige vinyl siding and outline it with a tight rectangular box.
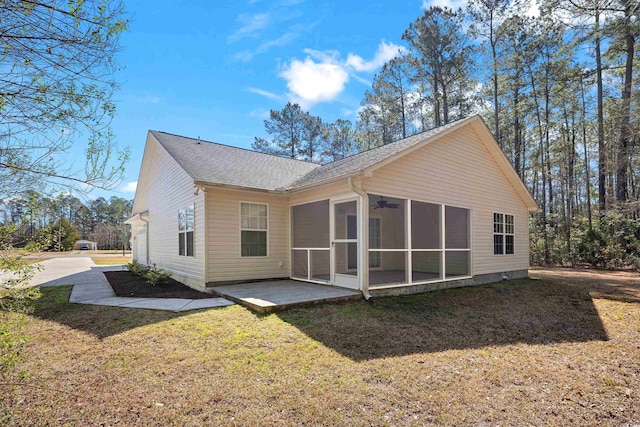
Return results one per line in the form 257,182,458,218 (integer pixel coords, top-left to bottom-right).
362,126,530,276
289,181,354,206
133,136,206,289
206,188,290,283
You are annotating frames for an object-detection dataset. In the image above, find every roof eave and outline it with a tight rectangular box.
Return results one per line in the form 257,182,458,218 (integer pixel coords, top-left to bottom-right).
284,172,364,194
193,180,287,194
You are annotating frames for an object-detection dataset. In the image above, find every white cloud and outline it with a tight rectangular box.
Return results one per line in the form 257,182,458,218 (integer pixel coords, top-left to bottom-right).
278,40,405,108
346,40,405,72
121,181,137,193
233,24,307,62
280,55,349,109
246,87,284,101
228,13,271,42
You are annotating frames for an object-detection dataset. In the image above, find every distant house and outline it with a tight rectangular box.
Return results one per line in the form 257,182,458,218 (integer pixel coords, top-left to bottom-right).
74,240,97,250
126,115,539,296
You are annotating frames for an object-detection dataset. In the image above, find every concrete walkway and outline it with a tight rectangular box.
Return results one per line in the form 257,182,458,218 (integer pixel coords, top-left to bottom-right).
24,257,234,312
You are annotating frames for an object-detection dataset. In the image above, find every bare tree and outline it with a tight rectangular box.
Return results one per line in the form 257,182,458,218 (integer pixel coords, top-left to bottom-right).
0,1,130,196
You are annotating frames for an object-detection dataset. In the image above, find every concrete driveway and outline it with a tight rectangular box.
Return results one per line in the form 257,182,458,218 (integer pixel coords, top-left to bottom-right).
16,256,233,312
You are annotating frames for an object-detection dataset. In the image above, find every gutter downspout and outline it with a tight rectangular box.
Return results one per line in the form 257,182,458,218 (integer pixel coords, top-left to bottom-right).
348,176,371,300
140,212,150,266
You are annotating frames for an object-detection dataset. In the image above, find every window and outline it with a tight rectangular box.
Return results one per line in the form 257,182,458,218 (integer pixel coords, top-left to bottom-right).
494,213,514,255
241,202,267,257
178,204,194,257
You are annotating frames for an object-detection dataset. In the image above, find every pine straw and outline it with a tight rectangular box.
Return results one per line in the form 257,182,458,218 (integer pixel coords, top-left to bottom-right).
1,268,639,426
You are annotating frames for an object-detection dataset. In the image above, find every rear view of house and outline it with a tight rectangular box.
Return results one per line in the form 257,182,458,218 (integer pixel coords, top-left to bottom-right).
126,115,539,296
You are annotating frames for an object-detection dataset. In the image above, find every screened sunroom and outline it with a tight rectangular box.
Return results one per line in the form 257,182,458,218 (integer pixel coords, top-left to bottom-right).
290,193,472,291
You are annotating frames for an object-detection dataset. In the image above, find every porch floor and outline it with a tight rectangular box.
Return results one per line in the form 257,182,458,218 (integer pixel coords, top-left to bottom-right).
208,280,362,313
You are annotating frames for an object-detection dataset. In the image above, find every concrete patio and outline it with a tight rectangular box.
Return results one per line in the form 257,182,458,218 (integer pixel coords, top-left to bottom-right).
208,280,362,313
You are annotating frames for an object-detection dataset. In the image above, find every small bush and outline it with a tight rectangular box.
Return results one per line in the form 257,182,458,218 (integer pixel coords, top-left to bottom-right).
125,260,149,276
125,260,170,286
144,264,171,286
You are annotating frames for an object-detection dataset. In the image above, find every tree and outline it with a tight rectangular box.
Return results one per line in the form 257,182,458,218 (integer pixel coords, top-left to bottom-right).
253,103,307,158
403,6,476,126
467,0,514,144
299,115,325,163
610,0,638,203
323,119,356,161
0,0,130,197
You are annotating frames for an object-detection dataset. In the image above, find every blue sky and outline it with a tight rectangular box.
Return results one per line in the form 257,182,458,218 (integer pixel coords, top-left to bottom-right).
100,0,537,199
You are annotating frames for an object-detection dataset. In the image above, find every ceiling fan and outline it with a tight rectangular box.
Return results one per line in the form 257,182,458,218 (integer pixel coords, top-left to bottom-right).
371,196,400,209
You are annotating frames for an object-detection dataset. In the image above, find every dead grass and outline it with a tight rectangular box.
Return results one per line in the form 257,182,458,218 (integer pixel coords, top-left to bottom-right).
91,256,131,265
1,268,639,426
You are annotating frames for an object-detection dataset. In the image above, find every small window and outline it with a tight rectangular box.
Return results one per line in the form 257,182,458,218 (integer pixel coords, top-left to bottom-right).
493,213,514,255
241,202,268,257
179,204,195,257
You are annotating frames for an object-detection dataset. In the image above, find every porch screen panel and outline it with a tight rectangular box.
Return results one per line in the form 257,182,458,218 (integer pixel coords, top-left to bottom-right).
368,194,407,287
412,251,441,282
292,200,329,248
310,250,330,282
411,201,440,249
291,200,330,282
368,194,405,249
292,250,308,280
445,206,470,249
444,206,471,279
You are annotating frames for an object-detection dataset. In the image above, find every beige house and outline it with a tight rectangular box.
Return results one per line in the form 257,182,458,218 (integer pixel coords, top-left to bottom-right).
126,115,539,297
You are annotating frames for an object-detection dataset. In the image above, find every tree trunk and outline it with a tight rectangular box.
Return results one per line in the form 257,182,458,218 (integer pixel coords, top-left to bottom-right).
595,9,606,213
616,0,634,203
579,73,593,230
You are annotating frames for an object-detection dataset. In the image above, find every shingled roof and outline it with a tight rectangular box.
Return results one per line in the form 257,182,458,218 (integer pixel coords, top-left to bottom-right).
150,116,474,192
150,131,319,191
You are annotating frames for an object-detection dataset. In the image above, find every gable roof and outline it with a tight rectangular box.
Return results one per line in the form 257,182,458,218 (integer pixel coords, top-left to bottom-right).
147,115,539,212
287,118,465,189
149,131,319,191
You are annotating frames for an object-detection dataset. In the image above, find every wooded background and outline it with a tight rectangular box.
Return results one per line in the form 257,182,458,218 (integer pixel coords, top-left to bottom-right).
253,0,639,269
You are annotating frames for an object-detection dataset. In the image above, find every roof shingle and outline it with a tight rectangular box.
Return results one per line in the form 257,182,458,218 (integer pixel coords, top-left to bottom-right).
150,116,472,192
150,131,319,191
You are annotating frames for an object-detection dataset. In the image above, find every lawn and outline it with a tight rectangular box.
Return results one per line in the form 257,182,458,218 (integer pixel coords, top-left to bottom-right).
1,268,638,425
91,256,132,265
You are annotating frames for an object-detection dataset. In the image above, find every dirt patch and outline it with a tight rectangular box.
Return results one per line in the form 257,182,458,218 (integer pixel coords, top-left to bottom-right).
104,270,213,299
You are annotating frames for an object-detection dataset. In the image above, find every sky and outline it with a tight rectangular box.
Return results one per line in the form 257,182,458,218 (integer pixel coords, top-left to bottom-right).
98,0,539,200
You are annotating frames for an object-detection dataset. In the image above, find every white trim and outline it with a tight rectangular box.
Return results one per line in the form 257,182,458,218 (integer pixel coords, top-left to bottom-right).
239,201,269,258
331,197,360,289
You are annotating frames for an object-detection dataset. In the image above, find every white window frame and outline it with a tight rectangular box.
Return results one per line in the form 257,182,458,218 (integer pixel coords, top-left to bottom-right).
493,212,514,255
240,201,269,257
178,204,195,257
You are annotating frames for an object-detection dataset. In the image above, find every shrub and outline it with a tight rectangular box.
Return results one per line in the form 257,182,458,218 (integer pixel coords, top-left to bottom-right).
124,260,149,276
124,260,170,286
144,264,171,286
